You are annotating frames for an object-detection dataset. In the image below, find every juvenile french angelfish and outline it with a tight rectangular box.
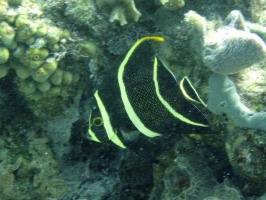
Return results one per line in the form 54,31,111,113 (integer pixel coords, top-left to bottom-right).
87,36,208,148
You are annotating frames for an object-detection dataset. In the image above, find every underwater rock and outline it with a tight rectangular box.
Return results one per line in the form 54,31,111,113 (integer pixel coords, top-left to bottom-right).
149,138,242,200
225,126,266,195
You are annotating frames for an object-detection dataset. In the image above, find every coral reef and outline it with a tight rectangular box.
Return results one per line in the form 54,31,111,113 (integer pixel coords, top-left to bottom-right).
225,126,266,195
107,26,148,55
1,0,266,200
149,138,242,200
63,0,141,28
0,130,67,199
0,0,92,101
183,8,266,197
249,0,266,25
186,10,266,131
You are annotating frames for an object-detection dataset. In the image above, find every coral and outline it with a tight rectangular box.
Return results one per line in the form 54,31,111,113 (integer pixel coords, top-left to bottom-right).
249,0,266,25
225,126,266,195
233,66,266,112
0,0,90,101
203,180,242,200
0,46,9,64
102,0,142,26
31,58,58,82
150,139,219,200
158,0,185,10
2,1,266,199
107,26,148,55
77,40,97,58
61,0,143,27
0,64,8,78
0,130,68,199
0,21,16,47
50,69,63,85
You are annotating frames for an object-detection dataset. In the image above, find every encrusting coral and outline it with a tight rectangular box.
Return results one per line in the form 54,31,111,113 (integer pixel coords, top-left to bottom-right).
0,130,68,199
64,0,141,28
0,0,96,101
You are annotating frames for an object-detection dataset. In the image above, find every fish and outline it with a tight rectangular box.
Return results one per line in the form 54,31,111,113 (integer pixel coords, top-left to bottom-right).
87,36,208,148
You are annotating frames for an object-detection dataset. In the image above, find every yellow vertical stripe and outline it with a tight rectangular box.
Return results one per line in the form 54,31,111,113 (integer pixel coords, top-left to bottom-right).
118,36,164,138
153,57,208,127
94,90,126,148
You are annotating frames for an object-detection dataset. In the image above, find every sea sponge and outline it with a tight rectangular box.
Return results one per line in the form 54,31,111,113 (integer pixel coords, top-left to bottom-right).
184,10,207,56
201,10,266,75
207,73,266,131
0,46,9,64
203,28,266,74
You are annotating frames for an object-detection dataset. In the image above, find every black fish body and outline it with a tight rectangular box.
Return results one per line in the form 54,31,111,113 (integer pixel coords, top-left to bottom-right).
88,36,208,148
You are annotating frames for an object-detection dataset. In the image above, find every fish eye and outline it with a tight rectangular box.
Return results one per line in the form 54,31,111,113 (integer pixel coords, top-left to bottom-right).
93,116,103,126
